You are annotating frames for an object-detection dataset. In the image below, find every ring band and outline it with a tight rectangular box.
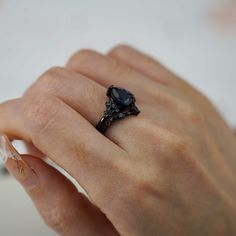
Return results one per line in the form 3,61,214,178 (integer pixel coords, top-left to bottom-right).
96,85,140,133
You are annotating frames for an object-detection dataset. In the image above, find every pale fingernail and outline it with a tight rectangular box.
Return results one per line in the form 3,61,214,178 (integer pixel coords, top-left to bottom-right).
0,134,14,163
0,134,38,190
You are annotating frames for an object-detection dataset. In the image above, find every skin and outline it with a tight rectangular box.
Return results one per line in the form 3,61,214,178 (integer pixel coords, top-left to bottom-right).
0,45,236,236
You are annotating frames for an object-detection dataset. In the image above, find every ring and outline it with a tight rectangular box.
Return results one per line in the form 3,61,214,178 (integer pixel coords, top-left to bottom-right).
96,85,140,133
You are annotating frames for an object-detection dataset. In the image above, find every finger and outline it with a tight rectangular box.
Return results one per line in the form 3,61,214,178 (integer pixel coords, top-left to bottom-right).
23,67,147,147
0,96,126,208
108,45,178,85
5,152,118,235
107,45,209,103
65,51,188,153
107,46,227,125
107,45,216,121
24,67,108,126
65,50,192,146
66,49,164,101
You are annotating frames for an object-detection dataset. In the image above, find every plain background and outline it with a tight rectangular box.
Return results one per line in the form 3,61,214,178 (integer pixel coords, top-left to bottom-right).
0,0,235,235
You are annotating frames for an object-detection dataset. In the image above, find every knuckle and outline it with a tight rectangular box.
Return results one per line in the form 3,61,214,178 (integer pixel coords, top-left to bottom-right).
25,67,66,96
166,133,192,154
67,49,98,69
179,101,203,124
158,133,198,177
153,124,191,154
135,117,162,141
136,179,160,199
162,131,197,167
126,171,161,204
43,66,65,77
110,57,133,77
109,44,131,56
37,67,66,89
131,118,165,150
23,94,60,135
138,118,195,157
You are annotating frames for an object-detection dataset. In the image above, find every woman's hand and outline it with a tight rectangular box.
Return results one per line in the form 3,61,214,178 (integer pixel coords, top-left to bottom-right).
1,45,236,236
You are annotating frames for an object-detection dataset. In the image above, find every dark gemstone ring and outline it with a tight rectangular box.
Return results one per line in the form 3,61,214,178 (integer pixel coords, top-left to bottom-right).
96,85,140,133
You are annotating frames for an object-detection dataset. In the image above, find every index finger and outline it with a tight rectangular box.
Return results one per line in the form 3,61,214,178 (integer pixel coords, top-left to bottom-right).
0,94,126,205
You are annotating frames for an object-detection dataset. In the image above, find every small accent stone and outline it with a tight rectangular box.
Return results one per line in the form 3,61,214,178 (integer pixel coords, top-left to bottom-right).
119,113,124,118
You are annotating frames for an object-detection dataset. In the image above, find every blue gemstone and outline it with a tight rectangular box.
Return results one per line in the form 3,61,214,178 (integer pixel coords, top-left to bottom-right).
110,87,133,107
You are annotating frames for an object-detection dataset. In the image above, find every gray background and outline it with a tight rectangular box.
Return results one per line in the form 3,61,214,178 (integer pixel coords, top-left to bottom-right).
0,0,235,235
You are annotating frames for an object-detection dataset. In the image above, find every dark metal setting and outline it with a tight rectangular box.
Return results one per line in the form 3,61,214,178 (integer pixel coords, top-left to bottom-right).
96,85,140,133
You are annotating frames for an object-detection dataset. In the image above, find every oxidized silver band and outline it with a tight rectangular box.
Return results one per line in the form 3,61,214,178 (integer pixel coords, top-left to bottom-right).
96,85,140,133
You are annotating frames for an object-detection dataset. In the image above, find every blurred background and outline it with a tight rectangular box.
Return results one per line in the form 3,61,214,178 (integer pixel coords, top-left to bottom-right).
0,0,235,235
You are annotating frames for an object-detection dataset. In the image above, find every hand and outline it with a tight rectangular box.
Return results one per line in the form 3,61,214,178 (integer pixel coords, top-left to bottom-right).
1,45,236,236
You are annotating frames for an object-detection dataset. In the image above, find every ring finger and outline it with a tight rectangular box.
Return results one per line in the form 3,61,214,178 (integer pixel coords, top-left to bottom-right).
24,66,148,150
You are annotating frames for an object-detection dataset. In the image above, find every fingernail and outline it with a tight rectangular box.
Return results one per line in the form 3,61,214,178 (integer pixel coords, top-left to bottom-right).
0,134,38,190
0,134,14,163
